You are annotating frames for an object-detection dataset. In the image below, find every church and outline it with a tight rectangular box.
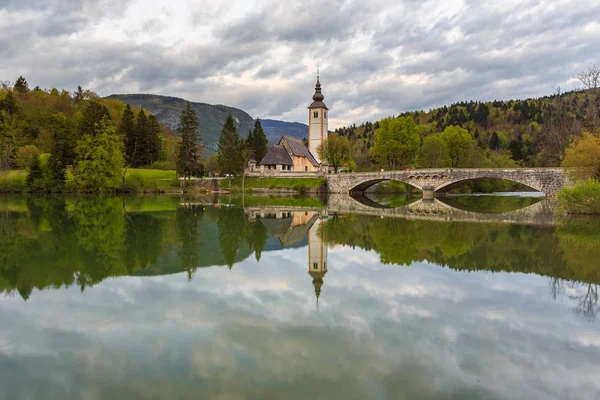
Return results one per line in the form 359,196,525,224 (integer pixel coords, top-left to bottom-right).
249,76,329,174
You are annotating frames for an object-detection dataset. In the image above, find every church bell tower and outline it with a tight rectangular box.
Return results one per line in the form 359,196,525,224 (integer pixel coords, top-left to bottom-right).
308,74,328,164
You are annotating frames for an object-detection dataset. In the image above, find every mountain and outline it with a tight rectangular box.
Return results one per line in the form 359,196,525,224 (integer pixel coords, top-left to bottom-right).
106,94,255,154
260,119,308,143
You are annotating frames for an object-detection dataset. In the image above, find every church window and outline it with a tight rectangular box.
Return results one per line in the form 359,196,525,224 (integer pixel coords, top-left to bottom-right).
324,111,327,118
305,166,308,171
313,263,318,270
313,111,318,118
324,262,327,270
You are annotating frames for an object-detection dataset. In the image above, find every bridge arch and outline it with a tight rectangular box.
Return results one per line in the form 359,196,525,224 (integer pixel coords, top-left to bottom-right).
349,177,422,194
434,176,543,194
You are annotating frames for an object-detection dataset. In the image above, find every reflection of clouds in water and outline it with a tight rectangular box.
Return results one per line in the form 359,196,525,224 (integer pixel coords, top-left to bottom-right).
0,246,599,399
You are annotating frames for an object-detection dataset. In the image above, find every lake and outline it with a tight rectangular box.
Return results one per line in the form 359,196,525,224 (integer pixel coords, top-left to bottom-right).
0,194,599,399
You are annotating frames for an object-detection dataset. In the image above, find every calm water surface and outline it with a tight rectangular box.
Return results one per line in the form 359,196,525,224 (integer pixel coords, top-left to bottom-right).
0,195,599,399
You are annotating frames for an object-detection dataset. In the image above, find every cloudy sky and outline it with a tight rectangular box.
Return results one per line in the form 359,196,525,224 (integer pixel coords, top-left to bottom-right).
1,0,599,128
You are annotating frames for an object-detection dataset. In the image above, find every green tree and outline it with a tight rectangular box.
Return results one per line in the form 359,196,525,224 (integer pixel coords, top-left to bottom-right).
440,126,473,167
46,114,69,191
147,114,162,165
369,116,419,169
176,103,201,180
418,135,451,168
489,131,500,150
73,117,124,192
26,155,44,192
217,114,242,175
135,109,149,166
562,131,600,181
13,76,29,93
250,118,268,162
317,133,353,172
120,104,137,167
78,100,111,138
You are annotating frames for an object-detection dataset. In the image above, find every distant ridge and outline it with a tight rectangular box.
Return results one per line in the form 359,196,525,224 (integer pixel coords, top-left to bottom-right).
260,119,308,143
106,94,255,154
106,94,310,154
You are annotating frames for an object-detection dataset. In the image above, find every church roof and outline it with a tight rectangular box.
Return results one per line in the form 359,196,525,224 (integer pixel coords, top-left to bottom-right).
280,136,320,167
308,76,328,110
259,145,293,166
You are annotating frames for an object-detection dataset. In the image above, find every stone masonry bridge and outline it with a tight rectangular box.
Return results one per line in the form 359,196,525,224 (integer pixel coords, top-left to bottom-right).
326,168,569,197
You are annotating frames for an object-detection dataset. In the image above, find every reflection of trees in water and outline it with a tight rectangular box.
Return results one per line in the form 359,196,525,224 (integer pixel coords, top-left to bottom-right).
549,278,599,321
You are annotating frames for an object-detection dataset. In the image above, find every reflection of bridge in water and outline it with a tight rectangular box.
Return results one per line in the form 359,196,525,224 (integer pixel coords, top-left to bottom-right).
243,194,557,227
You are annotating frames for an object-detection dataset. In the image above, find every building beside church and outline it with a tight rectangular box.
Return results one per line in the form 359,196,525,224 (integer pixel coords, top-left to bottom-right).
248,76,329,175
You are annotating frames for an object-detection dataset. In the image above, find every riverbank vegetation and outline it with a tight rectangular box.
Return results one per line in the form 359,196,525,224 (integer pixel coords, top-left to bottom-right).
556,130,600,214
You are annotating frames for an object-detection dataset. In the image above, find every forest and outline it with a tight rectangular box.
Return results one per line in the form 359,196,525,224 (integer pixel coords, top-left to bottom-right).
0,77,178,192
335,87,600,172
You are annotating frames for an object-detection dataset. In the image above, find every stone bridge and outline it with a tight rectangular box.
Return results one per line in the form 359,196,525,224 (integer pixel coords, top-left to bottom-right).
326,168,569,197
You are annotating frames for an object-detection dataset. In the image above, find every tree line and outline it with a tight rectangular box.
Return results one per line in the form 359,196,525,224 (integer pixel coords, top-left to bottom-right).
333,65,600,174
0,76,171,192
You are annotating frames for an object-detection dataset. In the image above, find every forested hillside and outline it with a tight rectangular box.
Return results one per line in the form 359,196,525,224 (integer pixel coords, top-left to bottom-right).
0,78,179,192
335,88,600,171
107,94,255,154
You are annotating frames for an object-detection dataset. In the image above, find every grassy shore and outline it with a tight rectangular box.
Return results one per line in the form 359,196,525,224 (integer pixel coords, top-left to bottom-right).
226,177,327,193
0,168,180,193
557,180,600,215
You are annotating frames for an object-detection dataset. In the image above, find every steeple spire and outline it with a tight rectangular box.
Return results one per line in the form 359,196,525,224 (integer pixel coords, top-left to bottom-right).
309,72,326,108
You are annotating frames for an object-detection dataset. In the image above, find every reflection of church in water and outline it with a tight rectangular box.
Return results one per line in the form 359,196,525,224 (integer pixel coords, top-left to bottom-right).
247,209,328,306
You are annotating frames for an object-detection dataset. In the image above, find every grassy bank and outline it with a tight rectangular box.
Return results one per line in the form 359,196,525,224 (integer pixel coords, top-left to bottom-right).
227,177,327,193
0,168,180,194
557,180,600,215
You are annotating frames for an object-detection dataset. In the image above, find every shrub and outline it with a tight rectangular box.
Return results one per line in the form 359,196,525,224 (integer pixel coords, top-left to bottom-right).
557,180,600,215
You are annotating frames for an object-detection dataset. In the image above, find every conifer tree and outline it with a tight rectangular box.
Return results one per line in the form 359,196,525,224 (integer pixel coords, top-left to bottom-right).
47,115,68,191
26,156,43,192
148,114,162,165
245,128,255,155
74,86,85,103
0,91,18,115
79,100,111,137
120,105,137,167
176,103,201,180
135,109,149,166
217,114,241,175
489,131,500,150
251,118,268,162
13,76,29,93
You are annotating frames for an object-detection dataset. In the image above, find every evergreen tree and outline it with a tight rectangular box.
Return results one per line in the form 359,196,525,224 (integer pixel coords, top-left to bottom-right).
176,103,201,180
251,118,268,162
0,91,18,115
489,131,500,150
13,76,29,93
78,100,110,137
26,156,43,192
147,114,162,165
73,85,85,103
120,104,137,167
246,128,255,155
135,109,149,166
47,115,69,191
217,114,242,174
